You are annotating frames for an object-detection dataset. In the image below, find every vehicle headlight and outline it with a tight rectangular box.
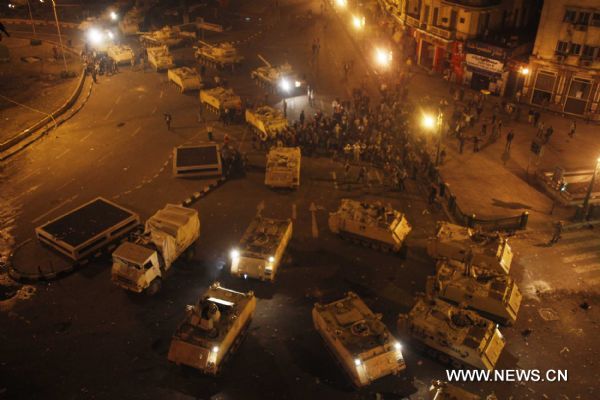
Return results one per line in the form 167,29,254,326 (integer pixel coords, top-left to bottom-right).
294,80,301,88
230,249,240,260
212,346,219,353
394,342,402,350
268,256,275,263
279,78,291,92
354,358,361,366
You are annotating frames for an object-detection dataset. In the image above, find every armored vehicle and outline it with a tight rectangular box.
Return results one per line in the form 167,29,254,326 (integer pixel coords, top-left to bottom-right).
328,199,411,253
428,260,522,325
140,26,196,48
265,147,301,189
230,216,292,282
111,204,200,295
250,54,304,94
398,298,505,370
200,87,242,115
146,45,175,71
107,44,135,65
313,292,406,387
195,41,243,69
428,380,482,400
168,67,202,92
427,222,513,274
168,282,256,374
245,106,288,140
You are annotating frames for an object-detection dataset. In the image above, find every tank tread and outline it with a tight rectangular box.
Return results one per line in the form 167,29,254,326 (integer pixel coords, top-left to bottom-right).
314,322,364,388
410,338,469,370
337,231,402,254
213,316,253,375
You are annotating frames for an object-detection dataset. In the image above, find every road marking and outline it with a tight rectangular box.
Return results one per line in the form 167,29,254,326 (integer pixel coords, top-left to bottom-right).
574,263,600,274
104,108,114,120
55,178,75,192
115,95,122,105
32,194,79,224
562,252,599,263
131,126,142,137
13,170,40,185
79,131,94,142
160,90,164,98
292,203,297,219
310,202,319,238
55,148,71,160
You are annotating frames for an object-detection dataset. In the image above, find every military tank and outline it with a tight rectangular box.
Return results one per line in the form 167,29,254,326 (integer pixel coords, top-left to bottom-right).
195,40,244,69
398,297,505,370
428,380,483,400
328,199,411,254
107,44,135,65
245,106,288,141
199,87,242,115
230,216,293,282
168,67,202,92
427,222,513,275
428,260,522,325
265,147,301,189
140,26,196,48
313,292,406,387
250,54,304,94
167,282,256,374
146,45,175,71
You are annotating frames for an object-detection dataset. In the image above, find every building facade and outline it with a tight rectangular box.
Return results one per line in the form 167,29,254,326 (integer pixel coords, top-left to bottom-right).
523,1,600,120
381,0,539,96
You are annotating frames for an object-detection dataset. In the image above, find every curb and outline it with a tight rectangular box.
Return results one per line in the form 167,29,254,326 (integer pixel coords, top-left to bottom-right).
180,176,227,207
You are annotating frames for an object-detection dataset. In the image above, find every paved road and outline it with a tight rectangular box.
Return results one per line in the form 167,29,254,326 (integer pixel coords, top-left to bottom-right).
0,0,598,399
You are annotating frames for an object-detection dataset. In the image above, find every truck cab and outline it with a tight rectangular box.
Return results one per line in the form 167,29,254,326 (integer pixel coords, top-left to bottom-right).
111,241,164,294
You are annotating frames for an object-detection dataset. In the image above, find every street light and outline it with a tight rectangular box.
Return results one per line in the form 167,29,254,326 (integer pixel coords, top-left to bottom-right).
374,48,392,68
422,112,444,166
110,11,118,21
352,15,365,30
519,67,530,76
335,0,347,9
582,157,600,220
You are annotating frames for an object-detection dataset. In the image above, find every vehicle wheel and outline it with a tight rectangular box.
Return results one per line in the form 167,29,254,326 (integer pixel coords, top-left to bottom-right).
146,278,162,296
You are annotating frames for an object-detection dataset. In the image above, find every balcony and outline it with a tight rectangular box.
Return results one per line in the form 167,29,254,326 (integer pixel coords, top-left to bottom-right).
406,15,420,28
429,25,455,40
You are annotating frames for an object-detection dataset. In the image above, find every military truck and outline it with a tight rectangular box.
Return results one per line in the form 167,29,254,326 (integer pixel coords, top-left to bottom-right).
250,54,304,94
427,222,513,275
195,40,243,69
168,282,256,374
111,204,200,295
107,44,135,65
398,297,505,370
199,87,242,116
230,216,292,282
428,380,483,400
328,199,411,254
428,260,522,325
168,67,202,92
313,292,406,387
265,147,301,189
245,106,288,141
140,26,196,48
146,46,175,71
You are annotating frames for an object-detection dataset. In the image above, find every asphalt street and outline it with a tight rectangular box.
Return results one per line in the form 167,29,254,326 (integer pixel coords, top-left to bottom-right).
0,0,598,399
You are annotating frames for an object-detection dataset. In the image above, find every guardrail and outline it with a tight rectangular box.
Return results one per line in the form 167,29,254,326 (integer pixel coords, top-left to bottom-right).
2,17,79,29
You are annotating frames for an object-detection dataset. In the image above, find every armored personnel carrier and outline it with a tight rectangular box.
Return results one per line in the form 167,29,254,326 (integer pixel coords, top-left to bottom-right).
328,199,411,253
313,292,406,387
250,55,304,94
146,45,175,71
168,67,202,92
167,282,256,374
427,222,513,275
245,106,288,140
200,87,242,115
398,297,505,370
230,216,292,282
195,40,244,69
265,147,301,189
428,380,483,400
140,26,196,48
107,44,135,65
428,260,522,325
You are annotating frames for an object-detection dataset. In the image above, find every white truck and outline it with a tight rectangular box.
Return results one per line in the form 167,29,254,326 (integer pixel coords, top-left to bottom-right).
111,204,200,295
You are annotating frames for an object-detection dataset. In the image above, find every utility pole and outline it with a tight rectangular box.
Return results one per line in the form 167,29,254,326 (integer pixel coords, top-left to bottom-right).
51,0,68,72
582,158,600,220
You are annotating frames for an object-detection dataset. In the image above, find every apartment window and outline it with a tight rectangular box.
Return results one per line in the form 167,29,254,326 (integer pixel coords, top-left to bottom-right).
564,9,577,22
577,12,590,25
592,13,600,26
459,17,465,24
582,45,596,59
570,43,582,55
556,41,569,54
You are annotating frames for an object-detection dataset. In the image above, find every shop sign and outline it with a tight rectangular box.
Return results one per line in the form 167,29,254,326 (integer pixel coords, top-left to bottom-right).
465,41,506,60
466,53,504,73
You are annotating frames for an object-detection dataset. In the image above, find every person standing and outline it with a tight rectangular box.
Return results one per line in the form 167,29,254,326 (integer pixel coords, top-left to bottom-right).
283,99,287,117
473,136,480,152
505,130,515,151
428,185,437,205
568,120,577,138
459,134,466,154
164,112,172,131
549,221,564,246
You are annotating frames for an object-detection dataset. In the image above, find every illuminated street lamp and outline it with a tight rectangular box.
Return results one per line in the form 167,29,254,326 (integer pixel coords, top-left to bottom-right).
110,11,118,21
422,112,444,166
352,15,365,30
87,27,105,46
582,157,600,220
335,0,347,9
519,66,530,76
374,48,392,68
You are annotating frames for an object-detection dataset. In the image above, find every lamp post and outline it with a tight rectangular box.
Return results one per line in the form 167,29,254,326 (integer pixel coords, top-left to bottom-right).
43,0,68,72
582,157,600,220
26,0,38,39
422,112,444,166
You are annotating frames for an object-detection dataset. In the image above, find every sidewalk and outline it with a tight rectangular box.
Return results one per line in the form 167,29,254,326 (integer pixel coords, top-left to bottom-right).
0,37,81,144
